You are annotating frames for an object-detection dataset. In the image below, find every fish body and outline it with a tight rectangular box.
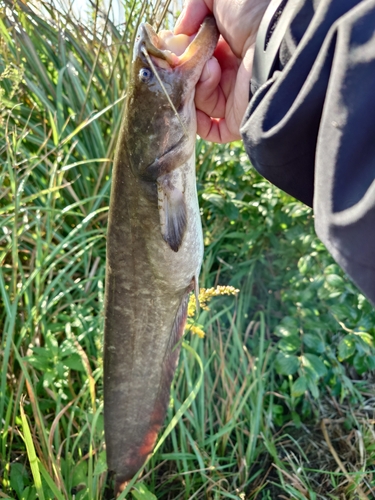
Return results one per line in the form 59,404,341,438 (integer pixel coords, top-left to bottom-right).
103,17,219,493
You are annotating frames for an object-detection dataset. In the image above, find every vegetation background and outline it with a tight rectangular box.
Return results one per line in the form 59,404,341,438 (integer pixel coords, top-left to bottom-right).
1,0,375,498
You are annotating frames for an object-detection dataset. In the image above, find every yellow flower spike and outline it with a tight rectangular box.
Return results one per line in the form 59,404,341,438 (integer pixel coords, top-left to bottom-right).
189,324,206,339
185,285,240,338
187,294,196,317
198,285,240,311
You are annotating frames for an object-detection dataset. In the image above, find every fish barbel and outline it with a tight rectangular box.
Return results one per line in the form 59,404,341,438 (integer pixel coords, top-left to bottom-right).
103,17,219,494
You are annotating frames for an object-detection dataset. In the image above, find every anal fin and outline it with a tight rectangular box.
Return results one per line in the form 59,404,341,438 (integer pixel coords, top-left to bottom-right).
158,176,187,252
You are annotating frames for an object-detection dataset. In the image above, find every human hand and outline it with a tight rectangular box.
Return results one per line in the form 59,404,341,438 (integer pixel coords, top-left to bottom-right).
175,0,271,142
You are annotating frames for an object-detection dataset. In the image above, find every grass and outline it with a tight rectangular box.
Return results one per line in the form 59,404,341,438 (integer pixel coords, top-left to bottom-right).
1,1,375,499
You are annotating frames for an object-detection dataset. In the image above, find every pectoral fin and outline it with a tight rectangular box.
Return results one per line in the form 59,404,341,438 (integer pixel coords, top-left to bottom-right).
158,178,187,252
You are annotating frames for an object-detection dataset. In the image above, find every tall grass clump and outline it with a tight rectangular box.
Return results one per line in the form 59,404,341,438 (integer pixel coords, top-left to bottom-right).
1,1,375,498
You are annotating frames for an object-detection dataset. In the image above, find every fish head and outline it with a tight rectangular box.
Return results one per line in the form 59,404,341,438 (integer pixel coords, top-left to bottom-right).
123,16,219,178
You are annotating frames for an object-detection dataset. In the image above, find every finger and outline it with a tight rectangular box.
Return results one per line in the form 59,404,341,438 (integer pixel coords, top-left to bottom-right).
174,0,213,35
212,38,240,97
196,111,241,143
195,57,226,119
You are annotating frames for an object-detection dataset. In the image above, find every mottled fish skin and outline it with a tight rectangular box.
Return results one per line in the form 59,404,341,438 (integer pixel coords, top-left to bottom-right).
103,17,219,494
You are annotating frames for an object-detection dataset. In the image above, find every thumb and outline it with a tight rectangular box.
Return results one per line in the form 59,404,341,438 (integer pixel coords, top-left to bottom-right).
175,0,213,36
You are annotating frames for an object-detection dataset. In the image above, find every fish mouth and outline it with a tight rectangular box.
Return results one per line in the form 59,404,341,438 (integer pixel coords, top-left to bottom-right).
134,16,219,70
134,23,193,68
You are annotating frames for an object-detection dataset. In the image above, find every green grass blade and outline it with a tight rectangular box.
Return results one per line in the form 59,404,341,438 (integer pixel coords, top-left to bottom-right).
38,462,66,500
19,401,46,500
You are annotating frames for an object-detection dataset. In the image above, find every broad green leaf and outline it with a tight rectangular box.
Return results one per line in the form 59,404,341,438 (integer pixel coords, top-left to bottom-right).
275,353,299,376
274,317,299,338
132,483,157,500
324,264,341,275
292,376,307,397
355,331,374,346
278,335,301,353
272,404,284,415
275,325,298,338
353,353,368,374
202,192,225,208
292,411,301,428
338,335,356,361
298,255,313,275
303,333,325,353
302,353,327,378
10,463,29,498
20,485,37,500
26,355,49,371
93,451,108,476
325,274,344,288
63,353,85,372
224,201,239,220
43,371,55,388
306,377,319,399
72,460,88,487
367,355,375,370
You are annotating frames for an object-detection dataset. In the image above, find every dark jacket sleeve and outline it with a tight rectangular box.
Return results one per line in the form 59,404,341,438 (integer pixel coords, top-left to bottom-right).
240,0,375,304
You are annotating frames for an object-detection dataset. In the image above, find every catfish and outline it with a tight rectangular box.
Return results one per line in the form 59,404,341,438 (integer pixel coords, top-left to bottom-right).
103,16,219,494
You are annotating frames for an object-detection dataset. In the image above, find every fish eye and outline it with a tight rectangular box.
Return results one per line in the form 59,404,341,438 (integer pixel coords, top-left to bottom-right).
139,68,153,83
